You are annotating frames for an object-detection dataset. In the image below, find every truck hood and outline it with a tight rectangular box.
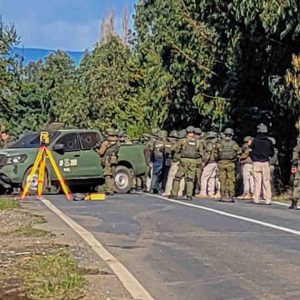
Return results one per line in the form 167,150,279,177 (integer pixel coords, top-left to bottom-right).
0,148,39,156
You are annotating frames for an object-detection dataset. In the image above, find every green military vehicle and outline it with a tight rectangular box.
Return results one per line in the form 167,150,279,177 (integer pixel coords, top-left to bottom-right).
0,129,147,194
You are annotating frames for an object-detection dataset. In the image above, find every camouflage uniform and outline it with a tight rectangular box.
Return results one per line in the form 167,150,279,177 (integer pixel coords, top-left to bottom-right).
150,130,167,193
199,131,219,198
239,136,254,199
216,128,241,201
171,127,204,200
0,131,13,149
118,131,132,144
97,129,119,195
163,130,186,196
290,142,300,209
143,129,159,192
194,128,204,194
161,131,177,193
269,137,281,196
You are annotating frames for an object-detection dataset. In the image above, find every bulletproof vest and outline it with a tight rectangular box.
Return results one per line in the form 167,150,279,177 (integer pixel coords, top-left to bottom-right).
181,137,199,159
292,143,300,165
218,140,237,161
104,141,119,164
153,140,165,159
164,141,173,156
164,140,174,166
145,138,155,150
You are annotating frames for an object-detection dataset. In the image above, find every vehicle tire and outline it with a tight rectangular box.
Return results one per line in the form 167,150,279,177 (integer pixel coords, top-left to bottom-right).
22,167,48,195
114,166,133,194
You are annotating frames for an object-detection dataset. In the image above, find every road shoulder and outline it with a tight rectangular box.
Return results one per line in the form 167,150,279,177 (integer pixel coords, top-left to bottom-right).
0,197,133,300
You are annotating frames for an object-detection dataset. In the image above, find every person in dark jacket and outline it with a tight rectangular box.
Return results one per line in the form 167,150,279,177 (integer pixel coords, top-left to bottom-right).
250,124,274,205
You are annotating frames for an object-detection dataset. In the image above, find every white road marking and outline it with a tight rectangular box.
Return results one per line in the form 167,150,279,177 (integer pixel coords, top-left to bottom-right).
147,194,300,237
273,201,290,207
41,199,154,300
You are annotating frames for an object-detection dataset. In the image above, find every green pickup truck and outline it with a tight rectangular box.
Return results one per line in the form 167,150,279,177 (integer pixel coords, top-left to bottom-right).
0,129,147,194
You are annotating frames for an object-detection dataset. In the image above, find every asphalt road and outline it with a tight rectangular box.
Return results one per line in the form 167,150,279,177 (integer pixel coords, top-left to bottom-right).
47,194,300,300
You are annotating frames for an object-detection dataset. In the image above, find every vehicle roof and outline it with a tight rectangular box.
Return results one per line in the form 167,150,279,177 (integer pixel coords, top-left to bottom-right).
56,129,101,133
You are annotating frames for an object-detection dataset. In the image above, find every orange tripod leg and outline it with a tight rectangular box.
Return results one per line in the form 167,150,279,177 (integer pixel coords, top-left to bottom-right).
21,147,44,200
45,148,72,201
37,150,46,200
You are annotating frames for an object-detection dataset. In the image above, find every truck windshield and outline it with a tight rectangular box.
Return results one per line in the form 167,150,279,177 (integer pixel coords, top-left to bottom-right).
9,132,60,149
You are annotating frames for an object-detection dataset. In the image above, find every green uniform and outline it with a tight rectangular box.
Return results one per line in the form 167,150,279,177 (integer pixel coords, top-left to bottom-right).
0,137,13,149
149,136,166,193
143,136,156,191
98,134,119,194
216,139,241,198
172,136,204,197
195,138,205,193
291,143,300,206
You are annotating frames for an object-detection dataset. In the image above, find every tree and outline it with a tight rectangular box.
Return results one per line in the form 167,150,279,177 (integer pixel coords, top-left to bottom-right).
79,35,132,131
10,50,86,134
0,18,20,132
134,0,223,129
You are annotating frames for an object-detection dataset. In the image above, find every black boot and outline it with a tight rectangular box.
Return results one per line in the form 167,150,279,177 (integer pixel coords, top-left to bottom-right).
289,197,298,210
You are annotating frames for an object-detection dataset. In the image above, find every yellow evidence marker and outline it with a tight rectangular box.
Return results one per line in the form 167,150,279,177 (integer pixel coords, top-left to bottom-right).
84,193,106,201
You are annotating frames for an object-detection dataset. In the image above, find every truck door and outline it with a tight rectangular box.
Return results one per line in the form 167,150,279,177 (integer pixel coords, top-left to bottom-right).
51,133,83,179
78,132,103,179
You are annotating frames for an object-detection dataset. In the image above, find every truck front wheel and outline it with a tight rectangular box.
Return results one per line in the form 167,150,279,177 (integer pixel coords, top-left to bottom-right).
22,167,48,195
114,166,133,194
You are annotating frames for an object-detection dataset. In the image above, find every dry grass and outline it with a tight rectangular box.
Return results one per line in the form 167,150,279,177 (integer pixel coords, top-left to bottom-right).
0,198,20,211
21,249,86,299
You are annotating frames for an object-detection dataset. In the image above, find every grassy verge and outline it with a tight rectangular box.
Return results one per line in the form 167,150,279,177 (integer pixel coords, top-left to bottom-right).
22,249,86,300
0,198,20,210
16,224,49,237
0,202,86,299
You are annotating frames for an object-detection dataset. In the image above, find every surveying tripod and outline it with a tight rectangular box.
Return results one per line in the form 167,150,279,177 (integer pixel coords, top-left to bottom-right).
21,131,72,200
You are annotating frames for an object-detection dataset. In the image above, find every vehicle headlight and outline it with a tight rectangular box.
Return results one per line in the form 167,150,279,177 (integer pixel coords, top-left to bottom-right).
6,155,27,165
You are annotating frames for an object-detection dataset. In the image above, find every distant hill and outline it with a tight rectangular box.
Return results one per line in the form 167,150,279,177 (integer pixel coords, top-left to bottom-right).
13,47,85,65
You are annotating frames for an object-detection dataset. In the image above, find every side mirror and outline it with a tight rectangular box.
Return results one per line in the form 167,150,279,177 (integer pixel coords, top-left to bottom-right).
53,143,64,152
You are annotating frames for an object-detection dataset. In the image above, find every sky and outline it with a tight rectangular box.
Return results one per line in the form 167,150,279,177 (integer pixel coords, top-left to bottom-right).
0,0,136,51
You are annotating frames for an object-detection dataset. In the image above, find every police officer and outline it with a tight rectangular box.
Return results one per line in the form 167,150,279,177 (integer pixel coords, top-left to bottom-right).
238,136,254,199
143,129,159,192
290,141,300,209
119,131,132,144
250,124,274,205
161,130,177,193
171,126,204,201
269,137,281,196
163,129,186,197
216,128,241,202
149,130,167,193
0,129,13,149
194,128,204,194
198,131,219,198
97,129,119,196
